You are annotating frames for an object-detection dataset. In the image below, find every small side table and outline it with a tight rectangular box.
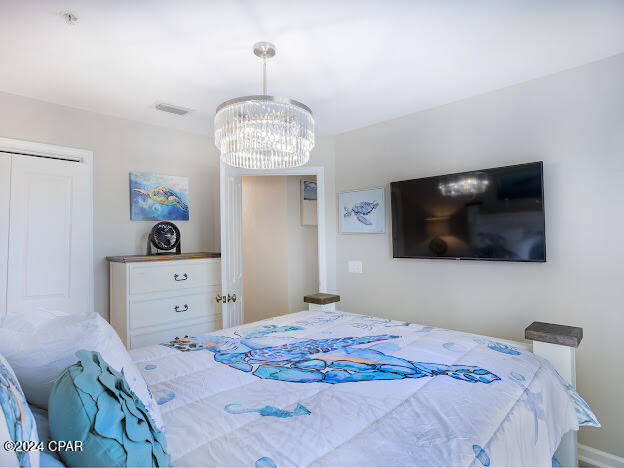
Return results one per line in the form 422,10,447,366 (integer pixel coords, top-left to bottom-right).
303,293,340,311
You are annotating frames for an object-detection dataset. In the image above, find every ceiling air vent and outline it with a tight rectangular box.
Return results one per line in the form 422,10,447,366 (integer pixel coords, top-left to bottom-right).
155,103,192,116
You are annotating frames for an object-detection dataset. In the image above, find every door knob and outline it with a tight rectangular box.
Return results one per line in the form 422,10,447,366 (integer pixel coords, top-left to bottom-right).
227,293,237,303
216,294,223,303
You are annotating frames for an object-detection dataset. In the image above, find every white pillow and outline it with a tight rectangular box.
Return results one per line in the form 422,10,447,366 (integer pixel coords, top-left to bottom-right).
0,352,40,468
0,310,164,432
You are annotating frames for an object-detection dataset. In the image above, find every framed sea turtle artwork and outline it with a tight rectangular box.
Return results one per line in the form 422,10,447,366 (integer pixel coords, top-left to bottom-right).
129,172,189,221
339,187,385,233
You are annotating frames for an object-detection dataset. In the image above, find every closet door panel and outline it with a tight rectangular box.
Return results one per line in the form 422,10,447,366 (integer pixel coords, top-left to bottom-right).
7,155,91,316
0,154,10,321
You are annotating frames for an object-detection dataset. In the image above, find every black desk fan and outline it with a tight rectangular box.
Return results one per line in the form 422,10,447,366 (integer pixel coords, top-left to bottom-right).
147,221,181,255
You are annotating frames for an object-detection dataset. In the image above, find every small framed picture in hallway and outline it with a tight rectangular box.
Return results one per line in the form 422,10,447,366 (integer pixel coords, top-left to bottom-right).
301,178,318,226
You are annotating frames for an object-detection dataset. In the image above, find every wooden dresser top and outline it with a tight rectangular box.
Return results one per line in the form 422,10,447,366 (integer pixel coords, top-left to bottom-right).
107,252,221,263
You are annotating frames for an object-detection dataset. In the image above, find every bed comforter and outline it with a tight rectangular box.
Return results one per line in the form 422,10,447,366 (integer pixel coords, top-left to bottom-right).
130,310,598,467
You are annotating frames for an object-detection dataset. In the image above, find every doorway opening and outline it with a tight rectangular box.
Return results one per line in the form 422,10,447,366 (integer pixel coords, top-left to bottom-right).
219,163,326,328
241,175,319,323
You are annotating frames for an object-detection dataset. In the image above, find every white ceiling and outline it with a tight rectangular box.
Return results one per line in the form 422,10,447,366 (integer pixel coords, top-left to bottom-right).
1,0,624,136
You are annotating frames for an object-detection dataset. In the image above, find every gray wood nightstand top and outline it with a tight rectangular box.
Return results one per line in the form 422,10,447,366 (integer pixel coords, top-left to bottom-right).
525,321,583,348
304,293,341,305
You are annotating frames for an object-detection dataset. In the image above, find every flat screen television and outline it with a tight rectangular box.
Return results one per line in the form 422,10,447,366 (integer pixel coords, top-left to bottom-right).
390,162,545,262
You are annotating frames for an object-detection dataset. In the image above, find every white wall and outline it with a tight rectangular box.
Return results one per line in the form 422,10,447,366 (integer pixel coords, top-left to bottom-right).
334,54,624,457
0,91,220,321
0,90,337,322
287,176,319,313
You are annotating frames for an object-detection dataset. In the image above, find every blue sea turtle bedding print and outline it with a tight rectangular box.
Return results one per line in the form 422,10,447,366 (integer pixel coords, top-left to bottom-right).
130,310,598,467
0,354,39,468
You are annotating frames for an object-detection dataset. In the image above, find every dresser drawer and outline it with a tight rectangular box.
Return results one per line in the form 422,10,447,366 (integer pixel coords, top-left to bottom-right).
129,319,220,349
129,260,220,295
129,291,218,330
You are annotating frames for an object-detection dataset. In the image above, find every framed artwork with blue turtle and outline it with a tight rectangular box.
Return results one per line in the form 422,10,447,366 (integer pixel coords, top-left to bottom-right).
130,172,189,221
339,187,385,233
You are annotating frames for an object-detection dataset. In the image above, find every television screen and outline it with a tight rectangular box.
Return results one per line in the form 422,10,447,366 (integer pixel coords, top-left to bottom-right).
390,162,545,261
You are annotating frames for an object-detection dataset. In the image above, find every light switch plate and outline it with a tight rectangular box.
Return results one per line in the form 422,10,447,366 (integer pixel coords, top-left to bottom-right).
348,260,363,274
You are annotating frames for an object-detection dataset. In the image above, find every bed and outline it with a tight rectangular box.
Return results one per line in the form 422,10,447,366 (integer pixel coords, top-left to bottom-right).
129,310,598,467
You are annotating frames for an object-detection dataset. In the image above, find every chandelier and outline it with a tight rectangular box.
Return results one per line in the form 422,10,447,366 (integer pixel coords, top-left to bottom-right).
214,42,315,169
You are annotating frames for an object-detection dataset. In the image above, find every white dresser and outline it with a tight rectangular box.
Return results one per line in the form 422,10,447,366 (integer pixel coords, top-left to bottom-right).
108,253,222,349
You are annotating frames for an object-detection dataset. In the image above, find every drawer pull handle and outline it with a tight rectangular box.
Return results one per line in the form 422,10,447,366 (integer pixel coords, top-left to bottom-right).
174,304,189,313
174,273,188,281
216,294,223,303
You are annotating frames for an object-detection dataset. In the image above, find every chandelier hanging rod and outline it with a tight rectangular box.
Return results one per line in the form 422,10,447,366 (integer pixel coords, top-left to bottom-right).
215,41,312,114
263,56,267,95
253,41,274,95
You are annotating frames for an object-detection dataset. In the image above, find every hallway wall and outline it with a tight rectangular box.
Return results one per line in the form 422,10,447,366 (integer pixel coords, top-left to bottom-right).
287,176,319,313
242,176,289,323
242,175,320,322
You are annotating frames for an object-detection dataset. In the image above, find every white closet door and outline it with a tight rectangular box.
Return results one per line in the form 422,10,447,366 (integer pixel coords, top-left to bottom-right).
220,160,244,327
7,154,91,317
0,154,10,321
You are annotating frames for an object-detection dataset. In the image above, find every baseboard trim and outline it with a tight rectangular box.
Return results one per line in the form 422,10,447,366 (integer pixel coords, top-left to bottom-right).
579,444,624,467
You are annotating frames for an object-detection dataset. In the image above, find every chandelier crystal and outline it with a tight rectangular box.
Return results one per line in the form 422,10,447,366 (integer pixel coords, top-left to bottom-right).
215,42,315,169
